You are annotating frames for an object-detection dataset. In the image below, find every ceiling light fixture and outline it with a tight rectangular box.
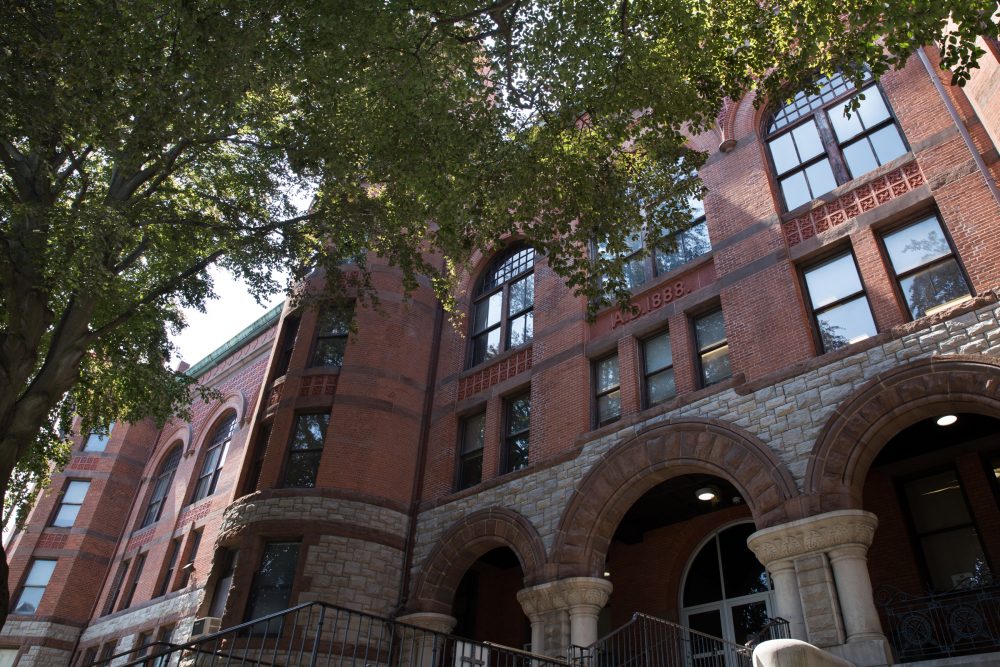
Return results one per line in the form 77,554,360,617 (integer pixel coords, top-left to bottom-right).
696,487,718,502
936,414,958,426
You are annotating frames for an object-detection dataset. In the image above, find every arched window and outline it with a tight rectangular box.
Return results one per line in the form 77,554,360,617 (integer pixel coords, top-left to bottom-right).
469,245,535,367
191,413,237,502
141,445,182,528
765,71,908,211
682,522,774,654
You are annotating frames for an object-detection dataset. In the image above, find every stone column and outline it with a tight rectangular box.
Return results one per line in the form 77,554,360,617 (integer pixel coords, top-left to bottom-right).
396,612,459,667
747,510,889,667
517,577,612,657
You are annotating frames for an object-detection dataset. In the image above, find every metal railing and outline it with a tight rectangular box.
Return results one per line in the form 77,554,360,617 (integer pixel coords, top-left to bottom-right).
877,581,1000,662
570,612,787,667
83,601,572,667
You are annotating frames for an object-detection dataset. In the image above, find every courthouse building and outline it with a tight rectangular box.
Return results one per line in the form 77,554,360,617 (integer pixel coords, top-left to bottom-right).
4,44,1000,667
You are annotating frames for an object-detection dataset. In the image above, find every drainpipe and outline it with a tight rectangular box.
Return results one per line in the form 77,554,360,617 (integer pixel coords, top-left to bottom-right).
917,47,1000,209
395,268,446,615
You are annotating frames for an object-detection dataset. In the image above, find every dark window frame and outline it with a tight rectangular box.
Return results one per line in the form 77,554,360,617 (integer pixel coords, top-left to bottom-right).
178,530,202,590
102,560,129,616
309,303,354,369
273,315,301,378
877,212,973,321
594,353,622,428
693,308,731,387
157,538,183,598
456,411,486,491
280,413,331,489
119,552,147,610
800,249,878,353
13,558,57,615
141,446,182,528
468,245,536,369
641,330,676,408
190,414,237,503
764,73,909,212
244,541,302,627
501,391,531,474
51,479,90,528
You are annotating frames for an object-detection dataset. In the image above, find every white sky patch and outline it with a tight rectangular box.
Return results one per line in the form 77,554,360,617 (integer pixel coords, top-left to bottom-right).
170,266,287,367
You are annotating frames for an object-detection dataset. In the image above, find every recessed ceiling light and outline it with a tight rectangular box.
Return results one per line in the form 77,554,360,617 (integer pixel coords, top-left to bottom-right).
936,415,958,426
696,487,718,502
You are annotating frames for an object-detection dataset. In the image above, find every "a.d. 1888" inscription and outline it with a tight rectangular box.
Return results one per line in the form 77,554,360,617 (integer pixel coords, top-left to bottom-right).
611,281,686,329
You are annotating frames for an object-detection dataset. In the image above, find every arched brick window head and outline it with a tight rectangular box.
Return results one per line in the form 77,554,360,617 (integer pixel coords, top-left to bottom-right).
469,245,535,368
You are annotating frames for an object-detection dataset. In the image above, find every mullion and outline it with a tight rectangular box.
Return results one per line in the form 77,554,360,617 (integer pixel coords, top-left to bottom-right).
814,111,851,184
813,288,867,318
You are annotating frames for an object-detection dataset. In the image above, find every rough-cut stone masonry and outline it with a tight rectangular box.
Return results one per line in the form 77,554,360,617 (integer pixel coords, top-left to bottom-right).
411,301,1000,574
79,589,203,646
219,495,410,542
301,535,404,616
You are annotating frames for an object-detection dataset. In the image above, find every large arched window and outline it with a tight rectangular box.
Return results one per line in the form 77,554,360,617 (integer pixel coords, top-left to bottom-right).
682,522,774,654
191,413,237,502
765,71,908,211
141,445,182,528
469,245,535,367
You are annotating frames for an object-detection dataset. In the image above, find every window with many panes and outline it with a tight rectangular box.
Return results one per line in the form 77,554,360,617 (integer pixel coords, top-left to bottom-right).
245,542,301,625
14,559,56,614
598,197,711,293
881,214,971,319
457,412,485,490
51,480,90,528
643,331,676,406
694,309,731,386
141,446,182,528
766,71,908,211
311,304,353,368
191,414,237,502
595,354,622,427
282,414,330,488
802,251,878,352
469,245,535,367
503,393,530,473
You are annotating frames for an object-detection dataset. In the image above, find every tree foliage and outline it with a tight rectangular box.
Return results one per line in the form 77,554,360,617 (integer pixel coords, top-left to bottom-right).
1,0,997,625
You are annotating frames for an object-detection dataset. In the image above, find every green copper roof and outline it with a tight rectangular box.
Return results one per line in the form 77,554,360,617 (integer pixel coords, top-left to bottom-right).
184,302,284,379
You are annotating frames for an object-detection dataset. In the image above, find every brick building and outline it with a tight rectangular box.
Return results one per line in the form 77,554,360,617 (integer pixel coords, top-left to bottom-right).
4,44,1000,667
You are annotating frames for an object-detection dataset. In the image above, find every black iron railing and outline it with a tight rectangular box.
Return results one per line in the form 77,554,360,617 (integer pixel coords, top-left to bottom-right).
877,582,1000,662
82,601,571,667
744,617,790,651
571,612,787,667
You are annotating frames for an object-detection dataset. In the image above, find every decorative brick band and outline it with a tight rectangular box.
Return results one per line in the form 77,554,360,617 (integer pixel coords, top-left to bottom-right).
177,500,212,526
36,533,68,550
267,381,283,407
68,456,101,471
457,347,532,401
299,374,338,397
782,162,925,247
125,527,155,552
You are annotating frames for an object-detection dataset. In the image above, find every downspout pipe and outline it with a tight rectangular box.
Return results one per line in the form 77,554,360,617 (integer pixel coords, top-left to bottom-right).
917,47,1000,210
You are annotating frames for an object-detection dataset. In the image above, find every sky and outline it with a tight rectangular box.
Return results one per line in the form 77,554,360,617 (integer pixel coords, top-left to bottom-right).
170,267,287,368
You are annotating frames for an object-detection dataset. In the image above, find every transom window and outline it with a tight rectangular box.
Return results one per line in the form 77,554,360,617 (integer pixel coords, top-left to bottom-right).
802,251,878,353
191,414,237,502
469,245,535,367
766,71,908,211
881,214,971,319
141,445,182,528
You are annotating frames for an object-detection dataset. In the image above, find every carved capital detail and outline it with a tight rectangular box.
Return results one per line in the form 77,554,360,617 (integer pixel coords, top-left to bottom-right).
747,510,878,567
517,577,613,617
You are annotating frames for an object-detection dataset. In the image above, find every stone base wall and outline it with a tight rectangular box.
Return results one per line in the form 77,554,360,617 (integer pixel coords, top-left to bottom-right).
301,534,404,616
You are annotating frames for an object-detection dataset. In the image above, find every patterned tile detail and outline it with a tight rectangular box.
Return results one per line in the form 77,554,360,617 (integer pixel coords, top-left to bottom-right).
783,162,925,246
299,374,338,397
126,527,155,552
457,347,533,401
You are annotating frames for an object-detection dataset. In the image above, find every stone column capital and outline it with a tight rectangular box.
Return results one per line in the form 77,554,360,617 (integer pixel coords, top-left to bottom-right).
396,612,458,635
747,510,878,567
517,577,613,617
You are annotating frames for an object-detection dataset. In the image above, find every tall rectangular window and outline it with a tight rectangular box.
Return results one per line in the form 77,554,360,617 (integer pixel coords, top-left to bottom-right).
882,215,971,319
595,355,621,427
83,423,114,452
457,412,485,490
14,559,57,614
178,530,202,589
273,316,300,377
102,560,129,616
803,251,878,352
311,304,353,368
209,550,239,618
695,309,731,386
245,542,301,624
192,414,237,502
51,480,90,528
502,393,530,474
643,331,676,406
150,626,173,667
903,470,990,590
119,553,147,610
282,414,330,488
132,633,151,662
157,538,182,597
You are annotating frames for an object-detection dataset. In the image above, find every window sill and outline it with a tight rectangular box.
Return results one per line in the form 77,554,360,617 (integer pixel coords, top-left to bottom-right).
780,152,915,222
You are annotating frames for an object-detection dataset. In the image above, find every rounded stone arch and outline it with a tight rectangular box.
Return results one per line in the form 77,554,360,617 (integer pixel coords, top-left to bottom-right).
551,419,798,579
806,356,1000,512
408,507,548,615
